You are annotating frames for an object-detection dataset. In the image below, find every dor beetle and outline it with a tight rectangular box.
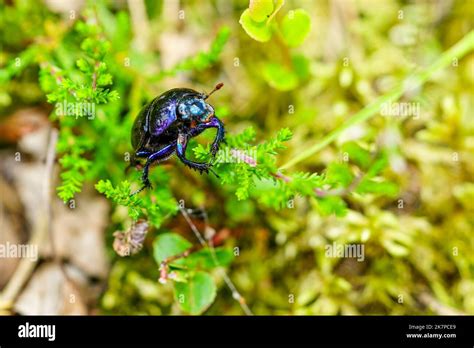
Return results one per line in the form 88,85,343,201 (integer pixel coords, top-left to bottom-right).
129,83,225,194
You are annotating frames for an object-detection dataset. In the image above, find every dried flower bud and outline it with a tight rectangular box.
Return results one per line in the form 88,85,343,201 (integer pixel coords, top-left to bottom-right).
158,264,168,284
113,219,149,257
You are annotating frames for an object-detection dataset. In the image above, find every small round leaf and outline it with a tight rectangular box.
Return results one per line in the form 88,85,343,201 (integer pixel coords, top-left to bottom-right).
262,63,299,91
248,0,274,23
281,9,311,47
153,233,192,266
174,272,217,315
239,9,272,42
292,54,310,80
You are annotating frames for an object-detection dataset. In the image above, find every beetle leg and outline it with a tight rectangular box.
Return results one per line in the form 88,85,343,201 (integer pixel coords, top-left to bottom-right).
131,144,175,196
135,149,153,158
188,116,225,157
125,149,152,174
208,116,225,156
176,133,211,174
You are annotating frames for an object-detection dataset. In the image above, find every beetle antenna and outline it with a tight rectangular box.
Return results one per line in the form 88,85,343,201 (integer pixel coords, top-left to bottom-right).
204,82,224,100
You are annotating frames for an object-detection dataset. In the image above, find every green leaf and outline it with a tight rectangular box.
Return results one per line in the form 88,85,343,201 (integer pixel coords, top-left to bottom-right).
76,58,91,73
262,62,299,91
235,165,253,200
192,143,212,162
292,54,310,80
325,163,353,187
280,9,311,47
239,9,272,42
226,126,256,148
382,239,409,257
97,73,113,86
174,271,217,315
107,90,120,101
268,0,285,22
342,142,372,169
168,269,188,283
365,153,389,178
153,233,192,266
248,0,274,22
276,127,293,142
95,180,142,219
355,179,398,197
184,248,234,270
316,196,347,217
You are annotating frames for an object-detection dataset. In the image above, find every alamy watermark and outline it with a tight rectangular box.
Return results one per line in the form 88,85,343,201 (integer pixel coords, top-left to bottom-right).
325,242,365,262
216,148,257,165
55,100,96,120
18,322,55,341
380,101,420,119
0,242,38,261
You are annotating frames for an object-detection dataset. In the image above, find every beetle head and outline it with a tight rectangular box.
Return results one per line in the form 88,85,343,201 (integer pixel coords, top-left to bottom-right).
177,83,223,123
177,97,214,123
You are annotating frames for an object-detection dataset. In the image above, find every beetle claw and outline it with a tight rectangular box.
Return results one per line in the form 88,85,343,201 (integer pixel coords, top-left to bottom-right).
209,167,220,179
189,163,210,175
210,145,219,157
130,181,152,196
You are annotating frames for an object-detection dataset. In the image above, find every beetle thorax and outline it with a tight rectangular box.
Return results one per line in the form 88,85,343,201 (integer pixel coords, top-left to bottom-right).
177,97,214,123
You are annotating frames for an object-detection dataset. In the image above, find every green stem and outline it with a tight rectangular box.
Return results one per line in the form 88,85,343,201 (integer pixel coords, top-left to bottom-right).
279,30,474,171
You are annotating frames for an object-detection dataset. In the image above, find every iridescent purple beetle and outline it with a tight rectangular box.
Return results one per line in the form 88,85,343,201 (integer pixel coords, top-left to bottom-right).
130,83,224,194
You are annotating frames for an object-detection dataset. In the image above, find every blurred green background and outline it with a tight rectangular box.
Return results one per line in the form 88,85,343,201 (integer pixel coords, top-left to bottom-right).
0,0,473,315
